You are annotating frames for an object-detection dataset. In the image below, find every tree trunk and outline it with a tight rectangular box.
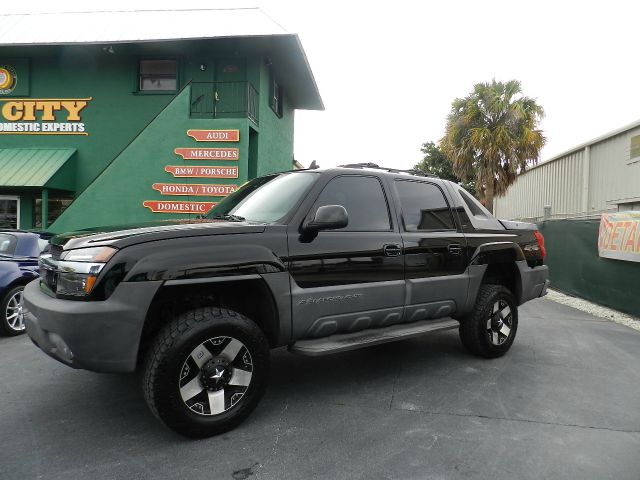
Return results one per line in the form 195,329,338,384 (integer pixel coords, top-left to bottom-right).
484,178,494,214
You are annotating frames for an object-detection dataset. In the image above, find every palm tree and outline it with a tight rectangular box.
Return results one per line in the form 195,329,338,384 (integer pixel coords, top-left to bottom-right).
440,79,545,212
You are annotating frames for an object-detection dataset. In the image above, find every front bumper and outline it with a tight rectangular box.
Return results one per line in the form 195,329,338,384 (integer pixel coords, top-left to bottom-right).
516,261,550,305
23,279,162,373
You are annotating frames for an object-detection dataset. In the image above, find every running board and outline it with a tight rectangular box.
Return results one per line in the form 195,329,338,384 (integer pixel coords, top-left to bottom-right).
289,318,459,356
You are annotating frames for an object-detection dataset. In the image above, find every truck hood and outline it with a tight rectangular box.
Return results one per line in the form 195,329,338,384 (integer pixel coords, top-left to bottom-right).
50,218,267,250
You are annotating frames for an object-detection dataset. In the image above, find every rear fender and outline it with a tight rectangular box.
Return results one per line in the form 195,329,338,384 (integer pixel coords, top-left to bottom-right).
459,242,526,316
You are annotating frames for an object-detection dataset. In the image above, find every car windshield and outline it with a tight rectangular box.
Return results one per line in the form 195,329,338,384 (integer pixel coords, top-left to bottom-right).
0,233,17,257
206,171,319,223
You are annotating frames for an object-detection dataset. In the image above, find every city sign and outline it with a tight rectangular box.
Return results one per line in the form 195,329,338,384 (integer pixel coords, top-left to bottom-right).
0,97,92,135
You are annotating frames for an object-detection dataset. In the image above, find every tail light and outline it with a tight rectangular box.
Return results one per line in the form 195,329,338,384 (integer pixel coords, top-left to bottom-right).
534,230,546,259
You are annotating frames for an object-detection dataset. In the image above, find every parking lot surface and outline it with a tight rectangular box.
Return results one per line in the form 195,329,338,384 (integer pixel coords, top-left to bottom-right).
2,298,639,480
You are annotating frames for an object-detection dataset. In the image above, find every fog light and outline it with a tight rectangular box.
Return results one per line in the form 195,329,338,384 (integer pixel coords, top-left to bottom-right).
48,333,74,363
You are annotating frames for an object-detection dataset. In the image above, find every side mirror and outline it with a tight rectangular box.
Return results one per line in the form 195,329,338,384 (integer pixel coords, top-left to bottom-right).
304,205,348,232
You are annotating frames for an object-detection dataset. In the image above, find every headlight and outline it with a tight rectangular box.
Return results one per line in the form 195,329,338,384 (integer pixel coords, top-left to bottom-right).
56,247,118,296
60,247,118,263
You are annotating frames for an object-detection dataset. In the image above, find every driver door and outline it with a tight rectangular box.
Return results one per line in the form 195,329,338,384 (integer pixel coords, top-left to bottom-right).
287,174,405,340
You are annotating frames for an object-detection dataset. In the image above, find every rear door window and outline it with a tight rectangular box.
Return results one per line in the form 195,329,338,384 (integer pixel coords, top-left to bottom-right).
395,180,455,231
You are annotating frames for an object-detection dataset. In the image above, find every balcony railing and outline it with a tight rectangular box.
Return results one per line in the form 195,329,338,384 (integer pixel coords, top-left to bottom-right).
190,81,259,125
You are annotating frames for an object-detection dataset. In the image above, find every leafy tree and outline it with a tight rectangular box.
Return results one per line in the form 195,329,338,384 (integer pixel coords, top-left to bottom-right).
414,141,476,195
440,79,545,211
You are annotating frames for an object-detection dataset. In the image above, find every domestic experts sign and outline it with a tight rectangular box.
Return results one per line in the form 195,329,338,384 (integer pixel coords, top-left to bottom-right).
598,211,640,262
0,97,92,135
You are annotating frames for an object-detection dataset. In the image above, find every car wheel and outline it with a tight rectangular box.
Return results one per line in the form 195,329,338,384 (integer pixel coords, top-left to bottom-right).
459,284,518,358
0,286,27,337
142,306,270,438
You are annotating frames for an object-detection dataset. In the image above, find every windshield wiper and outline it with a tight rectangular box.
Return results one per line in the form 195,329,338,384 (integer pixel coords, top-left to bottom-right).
210,214,246,222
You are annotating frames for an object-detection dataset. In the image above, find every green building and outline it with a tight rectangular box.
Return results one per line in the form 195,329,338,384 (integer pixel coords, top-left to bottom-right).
0,8,323,232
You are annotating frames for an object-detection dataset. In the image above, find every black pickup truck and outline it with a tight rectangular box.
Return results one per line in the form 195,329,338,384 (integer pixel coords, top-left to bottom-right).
24,164,549,438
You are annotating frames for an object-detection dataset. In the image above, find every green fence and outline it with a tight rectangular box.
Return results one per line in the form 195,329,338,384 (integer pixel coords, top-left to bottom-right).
538,218,640,317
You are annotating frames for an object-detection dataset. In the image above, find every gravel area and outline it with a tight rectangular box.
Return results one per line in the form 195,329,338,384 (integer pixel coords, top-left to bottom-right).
546,289,640,332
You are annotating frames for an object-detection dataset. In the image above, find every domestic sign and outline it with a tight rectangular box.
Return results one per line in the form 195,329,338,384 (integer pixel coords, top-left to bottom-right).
152,183,237,196
0,97,92,135
187,129,239,142
165,166,238,178
598,211,640,262
143,201,216,214
174,148,239,160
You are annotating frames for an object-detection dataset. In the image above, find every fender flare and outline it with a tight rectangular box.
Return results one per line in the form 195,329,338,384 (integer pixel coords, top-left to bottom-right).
459,242,526,316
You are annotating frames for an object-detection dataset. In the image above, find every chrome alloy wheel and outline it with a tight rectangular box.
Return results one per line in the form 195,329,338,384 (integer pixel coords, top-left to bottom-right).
178,336,253,416
5,289,26,333
486,300,513,346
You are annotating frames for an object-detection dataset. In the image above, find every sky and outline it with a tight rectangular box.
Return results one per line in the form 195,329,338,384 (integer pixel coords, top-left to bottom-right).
3,0,640,169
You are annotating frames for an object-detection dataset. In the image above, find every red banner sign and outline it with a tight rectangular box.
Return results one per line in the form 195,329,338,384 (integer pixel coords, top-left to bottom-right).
187,129,239,142
174,148,239,160
598,212,640,262
143,201,216,214
152,183,237,196
165,166,238,178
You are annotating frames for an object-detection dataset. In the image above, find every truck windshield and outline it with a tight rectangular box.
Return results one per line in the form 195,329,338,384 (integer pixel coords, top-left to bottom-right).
206,171,319,223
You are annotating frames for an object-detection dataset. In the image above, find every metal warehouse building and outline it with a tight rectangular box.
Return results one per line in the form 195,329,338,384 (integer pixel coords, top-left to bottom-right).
494,119,640,221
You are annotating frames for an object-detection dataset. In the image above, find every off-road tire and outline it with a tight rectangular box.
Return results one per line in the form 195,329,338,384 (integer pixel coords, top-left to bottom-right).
0,285,26,337
142,306,270,438
459,284,518,358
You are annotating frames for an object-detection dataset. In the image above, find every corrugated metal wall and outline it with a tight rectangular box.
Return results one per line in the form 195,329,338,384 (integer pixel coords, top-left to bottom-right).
494,125,640,220
589,127,640,210
494,150,583,220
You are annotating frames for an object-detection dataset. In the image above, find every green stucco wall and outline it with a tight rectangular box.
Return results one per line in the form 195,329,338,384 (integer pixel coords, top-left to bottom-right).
255,60,295,177
0,45,175,193
0,39,297,232
538,218,640,317
50,87,251,231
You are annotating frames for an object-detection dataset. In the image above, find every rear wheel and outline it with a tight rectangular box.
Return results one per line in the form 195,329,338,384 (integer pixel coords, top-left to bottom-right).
0,286,26,337
459,284,518,358
142,306,270,438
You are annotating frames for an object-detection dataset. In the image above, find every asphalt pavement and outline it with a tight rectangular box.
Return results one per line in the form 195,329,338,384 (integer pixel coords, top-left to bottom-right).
2,298,639,480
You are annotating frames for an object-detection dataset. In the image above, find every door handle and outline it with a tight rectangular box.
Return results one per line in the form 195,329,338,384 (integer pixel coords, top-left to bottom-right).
448,244,463,256
383,244,402,257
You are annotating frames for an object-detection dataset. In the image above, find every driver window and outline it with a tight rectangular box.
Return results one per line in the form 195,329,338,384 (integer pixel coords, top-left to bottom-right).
313,176,391,231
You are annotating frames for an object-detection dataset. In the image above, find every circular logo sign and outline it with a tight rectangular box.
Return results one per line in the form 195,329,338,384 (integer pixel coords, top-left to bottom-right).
0,66,17,95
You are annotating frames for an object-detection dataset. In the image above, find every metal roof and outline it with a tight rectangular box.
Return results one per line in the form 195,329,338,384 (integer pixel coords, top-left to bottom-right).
0,8,324,110
530,117,640,172
0,148,76,188
0,8,287,45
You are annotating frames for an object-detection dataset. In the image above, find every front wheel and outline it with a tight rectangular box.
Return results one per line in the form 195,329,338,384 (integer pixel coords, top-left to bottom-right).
0,286,27,336
142,307,270,438
459,284,518,358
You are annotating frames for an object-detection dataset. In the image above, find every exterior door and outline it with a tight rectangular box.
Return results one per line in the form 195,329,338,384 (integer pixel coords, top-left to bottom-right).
214,59,247,119
392,179,468,321
0,196,19,229
288,175,405,340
